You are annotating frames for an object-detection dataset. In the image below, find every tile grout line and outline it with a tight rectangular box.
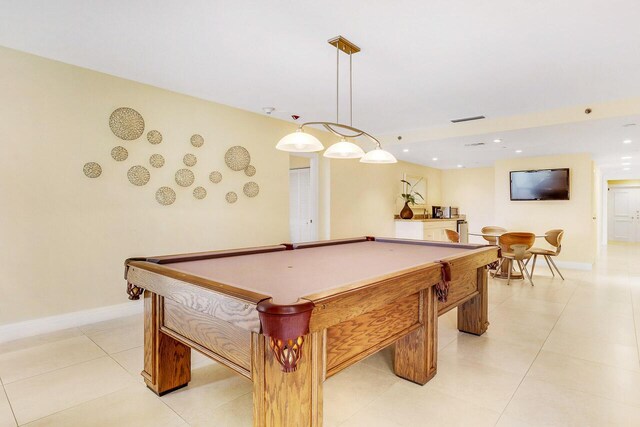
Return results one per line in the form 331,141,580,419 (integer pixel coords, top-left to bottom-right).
1,377,19,427
492,276,578,426
0,353,108,387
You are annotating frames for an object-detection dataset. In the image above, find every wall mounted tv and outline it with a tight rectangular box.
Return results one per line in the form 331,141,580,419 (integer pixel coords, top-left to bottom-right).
510,168,570,201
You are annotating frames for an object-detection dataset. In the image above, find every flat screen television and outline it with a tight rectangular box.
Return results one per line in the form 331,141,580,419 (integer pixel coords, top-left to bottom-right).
510,168,570,201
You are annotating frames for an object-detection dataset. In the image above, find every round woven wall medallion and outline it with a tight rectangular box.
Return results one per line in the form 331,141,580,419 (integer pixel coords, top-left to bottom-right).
149,154,165,168
193,186,207,199
225,191,238,204
224,146,251,171
83,162,102,178
209,171,222,183
244,165,256,177
183,153,197,167
147,130,163,145
191,134,204,147
156,187,176,205
110,146,128,161
109,107,145,140
243,181,259,197
175,168,195,187
127,165,150,186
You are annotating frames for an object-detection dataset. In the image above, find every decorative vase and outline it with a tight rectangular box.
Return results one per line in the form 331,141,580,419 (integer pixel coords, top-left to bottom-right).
400,201,414,219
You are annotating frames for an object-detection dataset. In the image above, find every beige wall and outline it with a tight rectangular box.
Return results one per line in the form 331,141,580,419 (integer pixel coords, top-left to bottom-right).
493,153,596,264
289,155,311,169
0,46,311,325
329,160,441,238
441,167,495,235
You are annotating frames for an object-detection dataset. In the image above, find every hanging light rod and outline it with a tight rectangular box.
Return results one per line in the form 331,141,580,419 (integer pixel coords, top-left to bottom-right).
275,36,397,164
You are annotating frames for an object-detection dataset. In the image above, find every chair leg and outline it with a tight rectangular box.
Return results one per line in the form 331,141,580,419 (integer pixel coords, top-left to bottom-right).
491,258,504,278
507,259,512,285
519,260,535,286
516,259,525,277
548,256,565,280
530,254,537,277
543,255,555,277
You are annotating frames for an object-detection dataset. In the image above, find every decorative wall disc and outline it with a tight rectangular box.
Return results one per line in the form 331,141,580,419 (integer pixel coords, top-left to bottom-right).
110,146,128,161
209,171,222,183
183,153,197,167
224,146,251,171
127,165,150,186
193,186,207,199
191,134,204,147
243,181,260,197
147,130,163,145
175,168,195,187
225,191,238,204
156,187,176,205
109,107,145,140
244,165,256,177
83,162,102,178
149,154,165,168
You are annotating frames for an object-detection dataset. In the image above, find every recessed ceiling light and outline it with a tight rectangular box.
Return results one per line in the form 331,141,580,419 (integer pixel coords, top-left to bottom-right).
457,164,463,168
622,162,631,166
515,150,523,153
432,157,438,161
493,139,502,143
402,149,409,153
623,139,632,144
623,167,631,171
622,156,632,159
623,123,636,127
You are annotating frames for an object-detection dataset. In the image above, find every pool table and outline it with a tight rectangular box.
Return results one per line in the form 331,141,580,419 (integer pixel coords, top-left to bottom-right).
124,237,498,427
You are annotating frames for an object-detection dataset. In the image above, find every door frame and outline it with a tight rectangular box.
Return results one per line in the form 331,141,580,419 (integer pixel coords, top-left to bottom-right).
289,153,319,241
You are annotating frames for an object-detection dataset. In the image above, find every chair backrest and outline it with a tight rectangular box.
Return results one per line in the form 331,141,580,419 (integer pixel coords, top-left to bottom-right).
480,226,507,245
545,229,564,255
499,232,536,254
445,229,460,243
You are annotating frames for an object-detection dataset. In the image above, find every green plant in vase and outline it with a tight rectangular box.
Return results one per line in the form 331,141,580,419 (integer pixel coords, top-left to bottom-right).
399,178,424,219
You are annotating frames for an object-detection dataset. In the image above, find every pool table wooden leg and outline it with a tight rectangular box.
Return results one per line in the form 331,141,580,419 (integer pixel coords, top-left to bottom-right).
142,291,191,396
393,286,438,385
457,267,489,336
252,331,324,427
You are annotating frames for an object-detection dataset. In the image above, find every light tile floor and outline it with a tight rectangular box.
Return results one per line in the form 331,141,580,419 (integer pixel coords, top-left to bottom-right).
1,243,639,426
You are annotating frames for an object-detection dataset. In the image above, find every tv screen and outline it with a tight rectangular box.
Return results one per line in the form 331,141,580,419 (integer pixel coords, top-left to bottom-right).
510,168,570,201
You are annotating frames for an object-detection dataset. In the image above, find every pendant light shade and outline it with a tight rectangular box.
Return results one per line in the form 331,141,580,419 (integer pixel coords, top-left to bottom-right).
323,138,365,159
276,129,324,152
360,147,398,164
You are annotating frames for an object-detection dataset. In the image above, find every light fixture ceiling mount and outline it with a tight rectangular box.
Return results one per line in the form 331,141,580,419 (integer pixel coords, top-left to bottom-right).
276,36,396,164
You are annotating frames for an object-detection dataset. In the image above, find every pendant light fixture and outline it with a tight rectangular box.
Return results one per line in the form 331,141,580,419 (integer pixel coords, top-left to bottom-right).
276,36,397,164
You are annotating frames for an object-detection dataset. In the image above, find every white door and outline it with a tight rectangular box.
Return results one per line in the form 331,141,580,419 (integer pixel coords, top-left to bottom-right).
289,168,313,243
610,188,640,242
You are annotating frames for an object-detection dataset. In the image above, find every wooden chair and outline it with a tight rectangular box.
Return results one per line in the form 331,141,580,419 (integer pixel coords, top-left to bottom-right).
496,232,535,286
527,229,565,280
480,226,507,245
445,229,460,243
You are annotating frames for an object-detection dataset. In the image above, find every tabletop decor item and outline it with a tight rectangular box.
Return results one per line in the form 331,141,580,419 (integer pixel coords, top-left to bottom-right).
244,165,256,177
149,154,165,168
225,191,238,203
111,146,128,161
193,186,207,199
209,171,222,183
175,168,195,187
147,130,163,145
399,177,424,219
191,134,204,147
225,146,251,171
109,107,145,140
127,165,151,186
155,186,176,205
183,153,197,167
83,162,102,178
243,181,259,197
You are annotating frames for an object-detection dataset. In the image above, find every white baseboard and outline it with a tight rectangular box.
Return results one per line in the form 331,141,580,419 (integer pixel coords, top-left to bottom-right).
530,257,593,271
0,300,143,344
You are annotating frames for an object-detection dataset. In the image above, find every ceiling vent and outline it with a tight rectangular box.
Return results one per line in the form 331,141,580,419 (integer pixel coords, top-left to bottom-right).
464,142,486,147
451,115,486,123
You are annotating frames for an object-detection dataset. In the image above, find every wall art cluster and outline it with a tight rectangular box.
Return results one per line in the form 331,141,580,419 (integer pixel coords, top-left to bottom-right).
82,106,260,205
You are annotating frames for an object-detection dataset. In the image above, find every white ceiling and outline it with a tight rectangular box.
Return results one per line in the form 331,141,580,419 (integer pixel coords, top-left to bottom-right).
1,1,640,174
